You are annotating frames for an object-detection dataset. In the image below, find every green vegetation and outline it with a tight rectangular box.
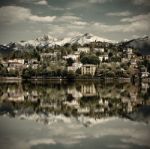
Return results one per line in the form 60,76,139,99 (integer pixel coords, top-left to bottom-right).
81,54,100,65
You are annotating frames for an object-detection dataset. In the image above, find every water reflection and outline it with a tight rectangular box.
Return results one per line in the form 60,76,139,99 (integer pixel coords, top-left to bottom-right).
0,81,150,125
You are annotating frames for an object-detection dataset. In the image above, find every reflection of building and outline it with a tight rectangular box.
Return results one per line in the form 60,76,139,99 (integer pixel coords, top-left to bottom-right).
67,88,83,99
3,87,25,102
81,84,96,96
81,64,96,76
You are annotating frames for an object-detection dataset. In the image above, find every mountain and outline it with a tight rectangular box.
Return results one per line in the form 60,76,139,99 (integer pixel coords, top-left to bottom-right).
0,33,114,52
68,33,113,45
119,36,150,55
0,33,150,55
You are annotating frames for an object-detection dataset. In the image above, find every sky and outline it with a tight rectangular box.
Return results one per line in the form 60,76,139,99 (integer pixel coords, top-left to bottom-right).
0,0,150,43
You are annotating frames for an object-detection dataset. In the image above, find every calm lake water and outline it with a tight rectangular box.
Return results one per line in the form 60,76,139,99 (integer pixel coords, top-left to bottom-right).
0,81,150,149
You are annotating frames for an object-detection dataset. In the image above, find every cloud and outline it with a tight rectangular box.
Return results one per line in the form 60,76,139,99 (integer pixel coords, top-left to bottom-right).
131,0,150,5
19,0,48,5
34,0,48,5
93,12,150,33
107,144,130,149
73,21,88,26
29,139,56,146
0,6,56,24
93,22,149,33
88,0,109,3
106,11,131,17
121,13,150,22
56,15,81,22
29,15,56,22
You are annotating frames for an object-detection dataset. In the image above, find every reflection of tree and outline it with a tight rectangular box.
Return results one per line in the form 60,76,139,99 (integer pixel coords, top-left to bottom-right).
0,81,149,123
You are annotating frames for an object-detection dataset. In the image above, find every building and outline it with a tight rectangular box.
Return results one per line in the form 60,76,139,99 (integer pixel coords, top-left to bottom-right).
81,64,96,76
7,59,26,72
40,51,61,62
94,48,104,53
27,59,38,64
8,59,25,65
127,48,134,59
99,54,109,62
127,48,133,55
130,59,138,68
78,47,90,53
67,62,82,72
141,67,149,78
63,54,79,61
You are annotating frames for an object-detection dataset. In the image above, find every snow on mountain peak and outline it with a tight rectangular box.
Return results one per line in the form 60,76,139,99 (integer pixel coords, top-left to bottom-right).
36,34,57,42
69,33,114,45
2,33,115,50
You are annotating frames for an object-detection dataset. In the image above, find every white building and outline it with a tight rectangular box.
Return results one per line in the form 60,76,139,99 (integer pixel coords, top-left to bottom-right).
81,64,97,76
63,54,79,61
67,62,83,72
7,59,26,71
78,47,90,53
94,48,104,53
141,67,149,78
99,54,109,62
127,48,133,54
8,59,24,65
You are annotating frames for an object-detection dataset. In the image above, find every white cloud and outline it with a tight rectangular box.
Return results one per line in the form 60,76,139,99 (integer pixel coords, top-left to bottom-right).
29,139,56,146
73,21,88,26
29,15,56,22
0,6,56,24
56,15,81,22
106,11,131,17
34,0,48,5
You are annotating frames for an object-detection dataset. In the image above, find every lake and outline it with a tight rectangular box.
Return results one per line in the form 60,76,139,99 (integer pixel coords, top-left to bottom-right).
0,80,150,149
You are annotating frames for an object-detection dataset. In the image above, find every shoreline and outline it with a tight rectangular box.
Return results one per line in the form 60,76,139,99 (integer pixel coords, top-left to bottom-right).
0,76,149,83
0,77,144,83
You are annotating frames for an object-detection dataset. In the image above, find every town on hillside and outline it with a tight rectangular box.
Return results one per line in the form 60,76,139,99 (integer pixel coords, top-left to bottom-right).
0,41,150,82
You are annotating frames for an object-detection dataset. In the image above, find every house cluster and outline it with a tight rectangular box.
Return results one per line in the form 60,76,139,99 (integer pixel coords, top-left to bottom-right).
0,44,150,79
1,58,39,74
64,46,150,78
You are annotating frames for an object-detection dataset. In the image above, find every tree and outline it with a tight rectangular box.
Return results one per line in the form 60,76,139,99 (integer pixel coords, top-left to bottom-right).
81,54,100,65
76,68,81,75
22,67,34,79
66,58,74,66
108,52,113,59
66,70,76,80
0,64,8,76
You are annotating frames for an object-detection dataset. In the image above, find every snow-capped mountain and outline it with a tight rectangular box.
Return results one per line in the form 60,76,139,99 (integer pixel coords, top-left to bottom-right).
0,33,114,51
68,33,113,45
1,33,149,54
